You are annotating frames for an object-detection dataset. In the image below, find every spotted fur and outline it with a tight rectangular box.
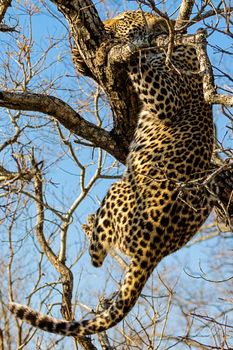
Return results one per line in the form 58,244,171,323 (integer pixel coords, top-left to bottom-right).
8,11,214,336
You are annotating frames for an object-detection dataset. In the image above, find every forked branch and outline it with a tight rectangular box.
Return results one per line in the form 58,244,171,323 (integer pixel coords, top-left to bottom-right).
0,90,125,162
32,159,98,350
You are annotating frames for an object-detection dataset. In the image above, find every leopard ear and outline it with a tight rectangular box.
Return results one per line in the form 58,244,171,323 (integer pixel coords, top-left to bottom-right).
104,12,125,28
148,17,174,35
103,18,120,37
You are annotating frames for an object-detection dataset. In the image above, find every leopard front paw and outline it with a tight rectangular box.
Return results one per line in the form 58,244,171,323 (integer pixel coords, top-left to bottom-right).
82,214,96,239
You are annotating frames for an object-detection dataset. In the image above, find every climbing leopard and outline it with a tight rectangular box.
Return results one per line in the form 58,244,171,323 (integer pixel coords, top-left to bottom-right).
8,11,214,336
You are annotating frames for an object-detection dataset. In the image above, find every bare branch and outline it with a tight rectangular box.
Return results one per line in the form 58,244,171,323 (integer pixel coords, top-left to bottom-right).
33,165,72,287
0,162,40,184
33,160,97,350
190,7,233,27
0,90,126,162
175,0,195,30
0,0,11,23
0,23,17,32
195,30,233,107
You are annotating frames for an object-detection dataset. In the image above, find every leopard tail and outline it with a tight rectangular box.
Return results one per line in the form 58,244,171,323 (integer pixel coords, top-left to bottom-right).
8,259,154,336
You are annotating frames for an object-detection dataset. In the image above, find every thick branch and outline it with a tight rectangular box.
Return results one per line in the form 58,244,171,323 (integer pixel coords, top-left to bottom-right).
0,0,11,23
0,329,3,350
108,32,233,107
108,32,198,66
175,0,195,30
108,33,200,65
194,30,233,107
0,91,126,162
50,0,140,153
51,0,105,44
0,0,16,32
50,0,106,81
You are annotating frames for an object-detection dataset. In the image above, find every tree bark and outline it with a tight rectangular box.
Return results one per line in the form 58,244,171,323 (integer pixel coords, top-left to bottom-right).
50,0,141,153
0,329,3,350
0,0,11,23
0,91,125,162
175,0,195,30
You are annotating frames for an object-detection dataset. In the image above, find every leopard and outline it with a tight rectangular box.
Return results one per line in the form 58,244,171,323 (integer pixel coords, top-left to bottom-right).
8,10,214,336
71,10,172,80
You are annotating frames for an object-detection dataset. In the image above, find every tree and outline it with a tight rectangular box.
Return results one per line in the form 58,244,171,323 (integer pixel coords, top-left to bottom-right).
0,0,232,349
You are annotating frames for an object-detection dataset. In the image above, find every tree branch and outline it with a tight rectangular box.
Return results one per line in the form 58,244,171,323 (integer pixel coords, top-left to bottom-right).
194,30,233,107
0,90,126,162
0,328,3,350
0,0,17,32
51,0,105,44
0,164,37,183
0,0,11,23
190,7,233,27
50,0,141,153
33,160,97,350
108,31,233,107
0,23,17,32
50,0,106,82
108,33,200,65
175,0,195,30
